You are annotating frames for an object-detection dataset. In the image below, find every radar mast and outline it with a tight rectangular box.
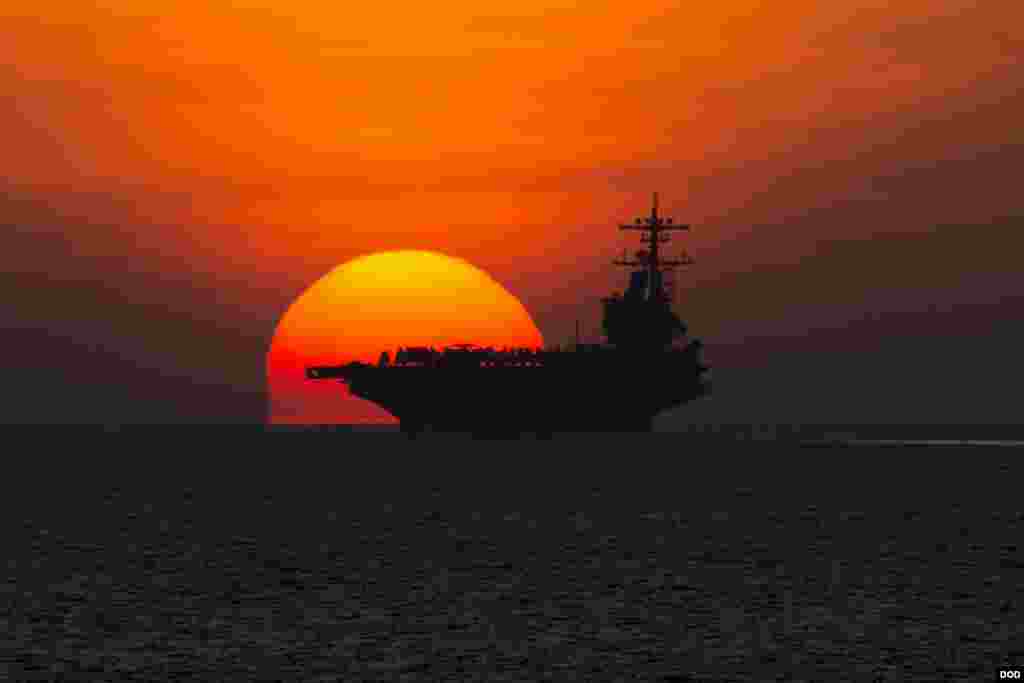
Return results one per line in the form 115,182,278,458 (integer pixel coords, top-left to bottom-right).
614,192,694,302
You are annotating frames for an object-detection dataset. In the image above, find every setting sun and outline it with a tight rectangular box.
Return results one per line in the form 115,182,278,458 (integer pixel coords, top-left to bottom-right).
267,250,544,424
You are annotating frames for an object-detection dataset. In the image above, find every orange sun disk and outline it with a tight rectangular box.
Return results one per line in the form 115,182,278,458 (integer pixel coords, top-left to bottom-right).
267,250,544,424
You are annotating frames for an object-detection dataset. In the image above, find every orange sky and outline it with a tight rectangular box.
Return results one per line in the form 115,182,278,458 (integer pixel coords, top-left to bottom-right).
6,2,1019,249
2,1,1022,422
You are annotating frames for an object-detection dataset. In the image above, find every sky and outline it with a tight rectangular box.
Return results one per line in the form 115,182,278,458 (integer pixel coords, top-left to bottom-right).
2,0,1022,424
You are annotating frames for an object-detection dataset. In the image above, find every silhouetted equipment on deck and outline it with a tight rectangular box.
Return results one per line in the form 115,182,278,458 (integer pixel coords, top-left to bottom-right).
306,192,710,437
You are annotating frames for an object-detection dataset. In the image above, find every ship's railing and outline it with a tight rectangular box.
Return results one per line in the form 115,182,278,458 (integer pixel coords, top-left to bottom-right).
310,339,708,377
391,345,554,368
386,344,648,368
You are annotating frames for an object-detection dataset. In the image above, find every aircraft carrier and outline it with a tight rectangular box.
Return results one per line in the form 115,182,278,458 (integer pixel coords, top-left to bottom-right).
307,193,711,436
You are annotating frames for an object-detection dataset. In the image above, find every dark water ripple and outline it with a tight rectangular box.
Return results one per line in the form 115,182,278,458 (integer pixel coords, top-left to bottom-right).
3,445,1022,681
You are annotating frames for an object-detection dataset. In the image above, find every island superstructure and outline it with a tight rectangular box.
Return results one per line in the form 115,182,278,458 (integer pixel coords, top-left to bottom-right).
307,193,710,436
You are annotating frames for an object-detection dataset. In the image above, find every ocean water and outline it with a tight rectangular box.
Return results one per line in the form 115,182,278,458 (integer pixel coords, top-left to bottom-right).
4,434,1021,681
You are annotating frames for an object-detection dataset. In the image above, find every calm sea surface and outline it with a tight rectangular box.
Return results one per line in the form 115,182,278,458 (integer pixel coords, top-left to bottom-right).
4,434,1021,681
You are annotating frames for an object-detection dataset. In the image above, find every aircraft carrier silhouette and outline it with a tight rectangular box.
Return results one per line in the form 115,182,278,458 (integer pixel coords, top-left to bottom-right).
307,193,710,437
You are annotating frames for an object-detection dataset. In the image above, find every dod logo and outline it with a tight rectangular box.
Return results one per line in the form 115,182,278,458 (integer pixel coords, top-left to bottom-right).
1000,671,1021,679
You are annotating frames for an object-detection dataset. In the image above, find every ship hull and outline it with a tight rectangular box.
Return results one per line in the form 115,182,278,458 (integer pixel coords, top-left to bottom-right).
329,354,709,437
